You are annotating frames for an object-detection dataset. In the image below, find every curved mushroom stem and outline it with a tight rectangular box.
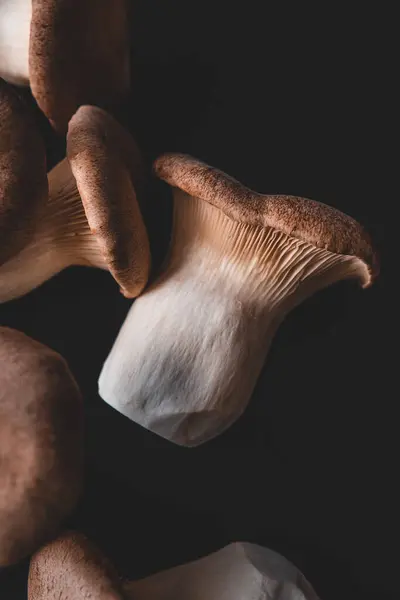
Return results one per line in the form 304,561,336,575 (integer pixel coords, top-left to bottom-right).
123,543,320,600
99,190,368,446
27,534,319,599
0,0,31,84
0,159,107,303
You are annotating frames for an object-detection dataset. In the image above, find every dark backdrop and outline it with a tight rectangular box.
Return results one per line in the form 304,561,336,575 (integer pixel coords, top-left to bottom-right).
0,3,391,599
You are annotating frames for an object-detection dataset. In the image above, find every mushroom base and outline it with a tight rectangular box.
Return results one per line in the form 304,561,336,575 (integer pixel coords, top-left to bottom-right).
124,543,319,600
99,192,367,446
0,0,31,85
0,159,107,303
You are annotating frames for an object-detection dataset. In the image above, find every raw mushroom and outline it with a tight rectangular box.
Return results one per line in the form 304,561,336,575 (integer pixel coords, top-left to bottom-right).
99,153,378,447
124,542,320,600
0,77,47,265
0,327,83,567
0,0,130,132
28,533,319,600
28,531,125,600
0,104,150,304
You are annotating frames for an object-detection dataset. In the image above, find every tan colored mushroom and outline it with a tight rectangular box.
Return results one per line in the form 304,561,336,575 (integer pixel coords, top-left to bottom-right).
99,153,378,447
0,77,48,265
0,0,129,132
0,104,150,303
28,531,125,600
125,542,320,600
28,533,319,600
0,327,83,567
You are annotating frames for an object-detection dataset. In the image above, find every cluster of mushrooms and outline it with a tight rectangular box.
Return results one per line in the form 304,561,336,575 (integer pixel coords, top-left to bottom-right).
0,1,379,598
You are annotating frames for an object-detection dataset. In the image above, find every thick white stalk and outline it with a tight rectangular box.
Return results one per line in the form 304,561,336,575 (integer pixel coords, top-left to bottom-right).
124,543,319,600
0,0,31,84
99,247,280,445
99,191,364,446
0,160,106,303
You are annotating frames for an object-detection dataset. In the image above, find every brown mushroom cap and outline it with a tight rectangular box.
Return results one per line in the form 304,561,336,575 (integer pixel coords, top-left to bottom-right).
28,531,125,600
29,0,129,133
0,328,83,566
154,153,379,288
67,105,150,298
0,78,47,266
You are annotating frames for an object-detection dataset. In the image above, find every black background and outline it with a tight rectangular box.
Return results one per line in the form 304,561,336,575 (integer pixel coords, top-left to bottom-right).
0,2,392,599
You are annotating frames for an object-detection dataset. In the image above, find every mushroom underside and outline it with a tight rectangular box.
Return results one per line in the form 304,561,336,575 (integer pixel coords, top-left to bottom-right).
99,192,366,446
0,157,107,304
0,102,151,304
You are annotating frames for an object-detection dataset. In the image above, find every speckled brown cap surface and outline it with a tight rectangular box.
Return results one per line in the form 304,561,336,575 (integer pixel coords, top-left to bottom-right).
154,153,379,286
0,78,47,266
0,328,83,566
67,105,150,298
29,0,130,133
28,531,125,600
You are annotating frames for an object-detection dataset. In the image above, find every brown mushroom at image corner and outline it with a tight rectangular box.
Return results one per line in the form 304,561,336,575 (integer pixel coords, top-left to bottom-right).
99,153,379,447
28,531,125,600
0,327,83,567
0,0,129,132
0,104,150,304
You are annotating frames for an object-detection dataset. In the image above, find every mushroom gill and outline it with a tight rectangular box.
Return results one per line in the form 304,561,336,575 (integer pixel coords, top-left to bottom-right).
99,153,378,447
0,327,83,567
0,104,150,303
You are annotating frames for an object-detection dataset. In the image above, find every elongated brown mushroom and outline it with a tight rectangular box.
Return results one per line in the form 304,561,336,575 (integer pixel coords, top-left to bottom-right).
28,531,125,600
126,542,320,600
0,104,150,303
99,153,378,447
0,327,83,567
0,0,129,132
0,77,47,265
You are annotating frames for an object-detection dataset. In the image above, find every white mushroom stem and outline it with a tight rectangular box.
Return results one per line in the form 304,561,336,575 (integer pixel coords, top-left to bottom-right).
124,543,320,600
0,0,31,85
99,190,367,446
0,159,107,302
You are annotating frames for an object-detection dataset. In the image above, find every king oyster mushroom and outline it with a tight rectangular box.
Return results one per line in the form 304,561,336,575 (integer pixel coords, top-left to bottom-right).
125,542,320,600
0,0,129,132
28,532,320,599
0,327,83,567
99,153,378,447
0,103,150,303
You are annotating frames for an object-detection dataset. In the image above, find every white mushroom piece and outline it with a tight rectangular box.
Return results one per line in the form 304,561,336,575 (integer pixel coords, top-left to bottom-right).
0,0,129,132
99,153,379,447
0,91,150,303
0,327,83,567
125,542,320,600
28,532,320,599
28,531,125,600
